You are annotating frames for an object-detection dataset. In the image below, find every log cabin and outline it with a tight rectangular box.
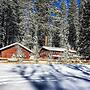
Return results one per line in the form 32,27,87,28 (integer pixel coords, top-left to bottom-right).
0,42,33,61
39,46,66,59
39,46,77,59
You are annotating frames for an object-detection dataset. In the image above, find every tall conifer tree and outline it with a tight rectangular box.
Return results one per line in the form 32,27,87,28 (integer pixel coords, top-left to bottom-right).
79,0,90,58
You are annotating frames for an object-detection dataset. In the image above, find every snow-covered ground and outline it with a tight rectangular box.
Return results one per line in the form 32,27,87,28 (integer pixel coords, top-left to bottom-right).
0,64,90,90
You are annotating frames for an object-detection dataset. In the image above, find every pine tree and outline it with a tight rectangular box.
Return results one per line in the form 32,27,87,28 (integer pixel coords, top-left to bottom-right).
79,0,90,59
34,0,50,46
51,0,69,48
68,0,80,50
0,0,22,46
61,0,69,48
0,0,5,47
20,0,34,49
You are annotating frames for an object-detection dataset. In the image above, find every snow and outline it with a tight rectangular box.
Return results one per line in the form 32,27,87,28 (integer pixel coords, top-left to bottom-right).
41,46,66,52
0,64,90,90
0,42,33,53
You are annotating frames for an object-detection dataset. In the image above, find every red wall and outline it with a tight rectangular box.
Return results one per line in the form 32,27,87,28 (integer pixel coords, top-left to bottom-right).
1,45,31,60
21,47,30,59
39,49,63,59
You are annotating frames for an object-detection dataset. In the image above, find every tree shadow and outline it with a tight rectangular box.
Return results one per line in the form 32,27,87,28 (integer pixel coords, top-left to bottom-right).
48,64,90,84
63,73,90,82
28,73,66,90
12,64,90,90
66,64,90,75
11,64,27,75
15,64,66,90
49,64,62,74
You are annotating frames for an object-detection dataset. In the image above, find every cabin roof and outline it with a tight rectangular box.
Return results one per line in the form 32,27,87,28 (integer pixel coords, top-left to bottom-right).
40,46,77,53
41,46,66,52
0,42,33,53
69,49,77,53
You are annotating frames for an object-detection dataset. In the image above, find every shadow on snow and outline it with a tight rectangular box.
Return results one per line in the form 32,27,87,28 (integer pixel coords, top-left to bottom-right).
12,64,90,90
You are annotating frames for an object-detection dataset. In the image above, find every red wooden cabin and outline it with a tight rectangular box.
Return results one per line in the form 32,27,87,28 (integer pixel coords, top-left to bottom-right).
39,46,77,59
39,46,66,59
0,42,33,61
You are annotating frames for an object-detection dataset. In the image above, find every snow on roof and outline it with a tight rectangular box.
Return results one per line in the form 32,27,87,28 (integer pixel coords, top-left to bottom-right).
0,42,33,53
42,46,66,52
41,46,77,53
69,49,77,53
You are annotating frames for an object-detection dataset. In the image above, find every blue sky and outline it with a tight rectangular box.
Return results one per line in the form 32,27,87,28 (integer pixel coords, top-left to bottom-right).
32,0,80,8
51,0,80,16
53,0,80,9
32,0,80,16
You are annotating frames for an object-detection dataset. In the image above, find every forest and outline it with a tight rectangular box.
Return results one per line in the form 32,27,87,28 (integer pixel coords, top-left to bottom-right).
0,0,90,59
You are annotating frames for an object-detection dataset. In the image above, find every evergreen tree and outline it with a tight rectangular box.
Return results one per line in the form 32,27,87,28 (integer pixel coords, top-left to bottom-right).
51,0,69,48
68,0,80,50
79,0,90,59
20,0,34,49
0,0,21,46
0,0,5,47
34,0,50,46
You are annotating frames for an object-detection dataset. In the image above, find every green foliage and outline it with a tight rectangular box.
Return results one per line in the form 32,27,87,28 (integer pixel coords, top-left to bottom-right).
0,0,22,46
61,0,66,15
79,0,90,58
68,0,78,50
0,0,89,59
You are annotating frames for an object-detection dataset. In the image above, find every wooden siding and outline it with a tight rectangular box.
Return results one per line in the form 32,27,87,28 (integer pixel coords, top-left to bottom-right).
39,49,63,59
1,46,16,58
21,47,30,59
0,45,31,60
